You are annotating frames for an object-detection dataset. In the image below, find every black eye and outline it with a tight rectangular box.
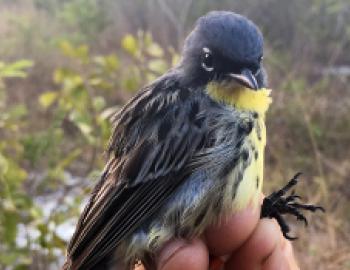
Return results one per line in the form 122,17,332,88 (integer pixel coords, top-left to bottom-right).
201,47,214,72
259,56,263,62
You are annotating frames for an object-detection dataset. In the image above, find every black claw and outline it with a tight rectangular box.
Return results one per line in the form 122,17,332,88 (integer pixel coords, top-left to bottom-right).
274,172,301,199
298,214,308,227
289,203,325,213
261,173,324,240
286,194,301,202
284,234,298,241
293,172,303,179
317,206,326,212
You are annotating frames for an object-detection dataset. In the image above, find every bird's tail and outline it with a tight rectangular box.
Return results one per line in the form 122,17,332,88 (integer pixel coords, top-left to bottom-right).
61,256,116,270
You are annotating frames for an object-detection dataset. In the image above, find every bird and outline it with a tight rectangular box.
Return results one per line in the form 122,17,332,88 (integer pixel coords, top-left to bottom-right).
62,11,323,270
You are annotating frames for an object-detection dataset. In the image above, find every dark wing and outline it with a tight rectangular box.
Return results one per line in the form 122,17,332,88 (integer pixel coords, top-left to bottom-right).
65,78,212,269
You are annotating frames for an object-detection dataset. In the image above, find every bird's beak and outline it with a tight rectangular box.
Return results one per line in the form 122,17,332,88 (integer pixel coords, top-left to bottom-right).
228,68,259,90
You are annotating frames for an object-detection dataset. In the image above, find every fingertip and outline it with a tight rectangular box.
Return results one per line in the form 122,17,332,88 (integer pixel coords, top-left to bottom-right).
225,218,282,269
205,205,260,255
282,241,300,270
262,246,290,270
259,221,299,270
250,219,282,259
157,238,209,270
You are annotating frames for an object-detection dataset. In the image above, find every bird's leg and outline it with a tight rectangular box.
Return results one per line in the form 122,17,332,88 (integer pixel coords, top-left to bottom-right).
261,173,324,240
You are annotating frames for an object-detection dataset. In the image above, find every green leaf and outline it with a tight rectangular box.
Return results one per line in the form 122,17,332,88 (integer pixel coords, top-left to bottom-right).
0,60,33,78
76,44,89,61
39,91,58,108
94,55,119,71
59,40,89,62
3,210,18,243
121,34,138,56
2,199,16,212
29,205,43,220
123,76,140,92
0,69,26,78
146,43,164,58
8,60,33,70
0,153,9,175
68,109,95,141
148,59,168,74
59,40,76,57
7,104,28,119
56,148,82,170
4,159,28,186
51,233,66,249
172,53,180,66
105,54,119,70
77,122,92,136
0,252,20,265
92,96,106,111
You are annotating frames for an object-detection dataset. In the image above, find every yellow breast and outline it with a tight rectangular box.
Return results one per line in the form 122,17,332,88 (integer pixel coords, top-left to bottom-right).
207,84,272,210
234,117,266,209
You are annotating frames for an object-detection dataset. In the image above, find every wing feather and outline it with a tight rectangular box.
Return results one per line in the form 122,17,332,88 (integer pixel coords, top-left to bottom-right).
66,79,209,269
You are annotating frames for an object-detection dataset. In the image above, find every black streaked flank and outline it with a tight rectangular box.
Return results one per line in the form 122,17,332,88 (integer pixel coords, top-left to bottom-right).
256,123,262,141
242,150,249,162
231,168,246,200
238,119,253,136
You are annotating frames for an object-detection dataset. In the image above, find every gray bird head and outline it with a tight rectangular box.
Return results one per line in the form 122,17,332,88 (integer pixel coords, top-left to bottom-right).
179,11,267,90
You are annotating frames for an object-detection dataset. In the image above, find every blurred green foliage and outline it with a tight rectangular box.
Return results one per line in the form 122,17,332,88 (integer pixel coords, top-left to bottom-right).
0,31,175,269
0,60,35,268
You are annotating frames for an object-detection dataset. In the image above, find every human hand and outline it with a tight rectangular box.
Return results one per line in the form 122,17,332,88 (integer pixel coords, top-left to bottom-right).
135,203,300,270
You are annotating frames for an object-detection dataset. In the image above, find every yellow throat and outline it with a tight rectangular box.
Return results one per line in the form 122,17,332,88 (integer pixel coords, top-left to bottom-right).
207,83,272,116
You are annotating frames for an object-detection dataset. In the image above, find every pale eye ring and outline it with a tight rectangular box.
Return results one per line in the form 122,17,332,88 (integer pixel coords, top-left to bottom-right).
201,47,214,72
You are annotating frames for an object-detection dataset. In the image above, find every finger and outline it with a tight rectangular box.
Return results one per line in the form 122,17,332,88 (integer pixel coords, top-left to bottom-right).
282,240,300,270
157,238,209,270
205,204,260,256
225,219,284,269
262,245,290,270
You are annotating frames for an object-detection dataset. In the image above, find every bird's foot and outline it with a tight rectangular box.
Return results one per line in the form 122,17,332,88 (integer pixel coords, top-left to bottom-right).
261,172,324,240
